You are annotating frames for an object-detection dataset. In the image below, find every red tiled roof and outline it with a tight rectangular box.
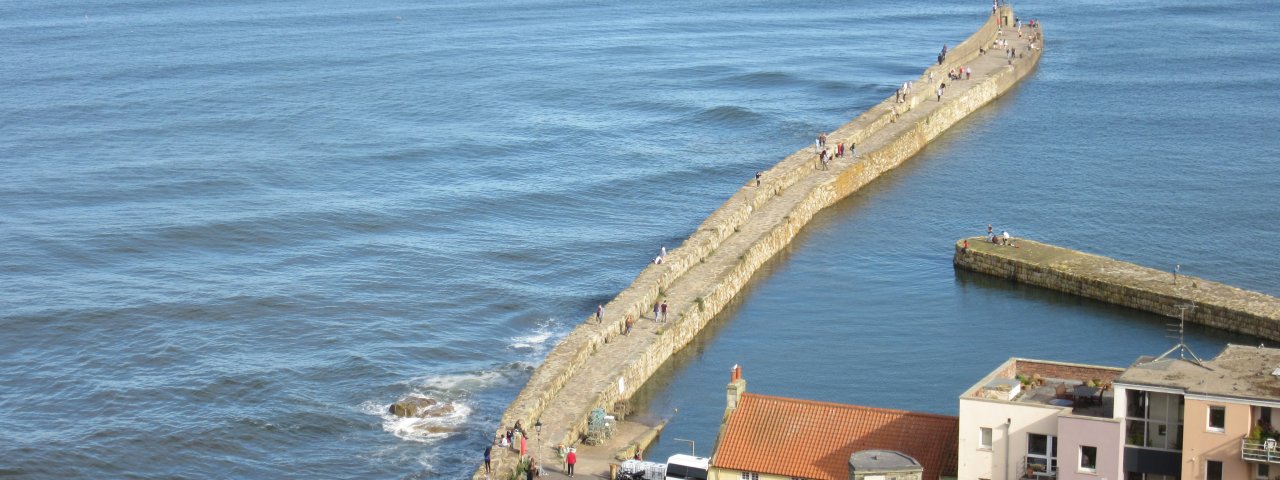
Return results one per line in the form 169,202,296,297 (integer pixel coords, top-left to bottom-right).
711,393,958,480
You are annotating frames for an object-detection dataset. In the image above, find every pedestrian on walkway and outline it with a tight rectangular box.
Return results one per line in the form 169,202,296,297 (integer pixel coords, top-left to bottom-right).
624,314,634,335
520,434,527,460
936,86,943,101
850,142,857,158
566,448,577,477
660,301,668,322
526,457,536,480
1174,264,1181,284
653,302,660,321
987,223,993,236
597,304,604,324
484,445,492,476
755,171,762,187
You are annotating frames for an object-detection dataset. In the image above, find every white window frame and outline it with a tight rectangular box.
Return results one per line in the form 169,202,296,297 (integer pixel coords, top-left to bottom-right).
979,427,993,450
740,472,760,480
1208,405,1226,433
1078,445,1097,473
1027,433,1058,473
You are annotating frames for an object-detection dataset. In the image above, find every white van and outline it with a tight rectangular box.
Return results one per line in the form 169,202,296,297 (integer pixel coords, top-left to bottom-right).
663,454,708,480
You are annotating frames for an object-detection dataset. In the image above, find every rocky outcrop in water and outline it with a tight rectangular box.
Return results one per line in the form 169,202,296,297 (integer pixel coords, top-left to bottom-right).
390,396,456,418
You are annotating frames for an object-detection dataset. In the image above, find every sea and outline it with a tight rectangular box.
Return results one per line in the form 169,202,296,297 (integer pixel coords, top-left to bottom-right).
2,0,1277,478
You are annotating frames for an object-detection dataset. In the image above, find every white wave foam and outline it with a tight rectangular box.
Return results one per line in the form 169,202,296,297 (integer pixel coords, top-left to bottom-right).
364,395,473,444
508,316,564,354
411,370,506,394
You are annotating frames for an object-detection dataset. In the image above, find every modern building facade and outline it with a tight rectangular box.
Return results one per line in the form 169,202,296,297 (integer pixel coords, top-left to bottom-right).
1114,344,1280,480
958,358,1125,480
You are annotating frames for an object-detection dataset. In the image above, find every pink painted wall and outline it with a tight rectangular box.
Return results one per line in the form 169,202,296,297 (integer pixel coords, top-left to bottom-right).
1057,415,1123,480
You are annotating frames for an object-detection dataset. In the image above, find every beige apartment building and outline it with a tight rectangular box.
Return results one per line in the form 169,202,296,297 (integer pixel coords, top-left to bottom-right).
958,358,1125,480
1114,344,1280,480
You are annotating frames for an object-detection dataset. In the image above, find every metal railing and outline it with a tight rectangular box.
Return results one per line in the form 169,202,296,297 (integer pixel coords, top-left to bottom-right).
1243,439,1280,464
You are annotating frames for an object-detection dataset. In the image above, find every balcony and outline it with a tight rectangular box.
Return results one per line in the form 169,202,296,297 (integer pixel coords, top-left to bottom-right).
1242,439,1280,464
1018,457,1057,480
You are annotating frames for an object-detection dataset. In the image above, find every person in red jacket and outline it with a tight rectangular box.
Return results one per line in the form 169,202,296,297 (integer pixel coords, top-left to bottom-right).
565,448,577,477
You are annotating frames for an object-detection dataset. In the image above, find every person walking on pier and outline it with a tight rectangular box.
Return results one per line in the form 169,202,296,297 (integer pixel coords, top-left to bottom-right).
597,304,604,324
624,314,634,335
1174,264,1181,284
936,85,943,102
850,142,857,158
660,301,668,322
755,171,762,187
566,448,577,477
653,302,661,321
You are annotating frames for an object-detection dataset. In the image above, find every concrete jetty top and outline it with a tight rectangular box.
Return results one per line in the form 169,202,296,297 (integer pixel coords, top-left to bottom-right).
954,237,1280,340
479,7,1041,479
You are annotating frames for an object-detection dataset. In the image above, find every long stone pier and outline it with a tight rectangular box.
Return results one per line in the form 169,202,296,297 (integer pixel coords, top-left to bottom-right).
479,7,1040,479
953,237,1280,341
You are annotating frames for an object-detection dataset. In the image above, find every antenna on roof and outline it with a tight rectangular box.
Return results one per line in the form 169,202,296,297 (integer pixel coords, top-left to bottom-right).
1152,303,1204,365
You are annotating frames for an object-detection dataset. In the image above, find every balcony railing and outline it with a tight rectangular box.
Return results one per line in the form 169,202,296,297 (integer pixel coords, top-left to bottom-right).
1242,439,1280,464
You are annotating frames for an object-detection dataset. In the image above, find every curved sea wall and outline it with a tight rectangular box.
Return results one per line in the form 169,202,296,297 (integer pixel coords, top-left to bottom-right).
953,237,1280,341
479,7,1039,478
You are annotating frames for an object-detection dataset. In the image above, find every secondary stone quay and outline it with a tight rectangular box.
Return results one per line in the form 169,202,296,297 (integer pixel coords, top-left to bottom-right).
479,7,1040,479
954,237,1280,341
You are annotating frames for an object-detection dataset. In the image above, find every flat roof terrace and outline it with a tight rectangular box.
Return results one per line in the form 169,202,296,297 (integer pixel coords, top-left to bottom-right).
965,358,1125,418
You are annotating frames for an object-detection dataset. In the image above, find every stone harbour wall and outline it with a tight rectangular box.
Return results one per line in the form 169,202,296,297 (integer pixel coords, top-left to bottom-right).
476,8,1038,478
953,238,1280,341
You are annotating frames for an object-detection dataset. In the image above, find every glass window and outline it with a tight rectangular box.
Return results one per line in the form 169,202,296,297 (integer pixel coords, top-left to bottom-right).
980,427,993,449
1209,406,1226,431
1259,463,1270,480
1079,446,1097,472
740,473,759,480
1027,434,1058,472
1127,390,1148,418
1207,460,1223,480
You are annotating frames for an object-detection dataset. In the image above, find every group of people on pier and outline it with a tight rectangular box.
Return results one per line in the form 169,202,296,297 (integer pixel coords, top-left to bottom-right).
814,132,854,171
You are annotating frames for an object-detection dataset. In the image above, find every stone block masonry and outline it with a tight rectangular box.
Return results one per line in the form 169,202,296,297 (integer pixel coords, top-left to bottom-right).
476,8,1041,479
953,237,1280,341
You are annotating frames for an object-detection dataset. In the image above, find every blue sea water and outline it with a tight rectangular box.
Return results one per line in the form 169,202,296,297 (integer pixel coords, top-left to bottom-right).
1,0,1277,478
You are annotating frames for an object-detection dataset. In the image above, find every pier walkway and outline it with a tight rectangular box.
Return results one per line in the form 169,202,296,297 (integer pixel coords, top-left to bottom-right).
955,237,1280,341
480,7,1040,479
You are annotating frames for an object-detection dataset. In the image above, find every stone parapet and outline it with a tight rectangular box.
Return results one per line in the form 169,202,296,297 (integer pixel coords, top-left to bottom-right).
953,238,1280,340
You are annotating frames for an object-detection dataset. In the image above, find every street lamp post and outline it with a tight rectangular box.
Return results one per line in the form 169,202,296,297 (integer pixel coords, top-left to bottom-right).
534,419,543,457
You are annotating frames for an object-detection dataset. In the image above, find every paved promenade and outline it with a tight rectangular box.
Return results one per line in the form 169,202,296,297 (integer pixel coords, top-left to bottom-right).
479,7,1040,479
